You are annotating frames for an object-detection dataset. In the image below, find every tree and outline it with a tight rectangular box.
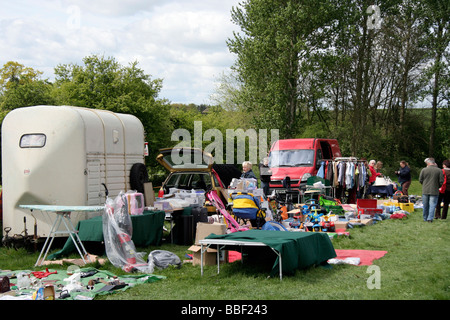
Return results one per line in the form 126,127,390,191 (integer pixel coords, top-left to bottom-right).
0,61,53,111
419,0,449,156
52,55,173,169
227,0,336,138
0,61,43,93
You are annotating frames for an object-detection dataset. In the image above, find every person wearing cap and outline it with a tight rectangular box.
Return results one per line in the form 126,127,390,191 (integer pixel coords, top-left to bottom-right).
419,157,445,222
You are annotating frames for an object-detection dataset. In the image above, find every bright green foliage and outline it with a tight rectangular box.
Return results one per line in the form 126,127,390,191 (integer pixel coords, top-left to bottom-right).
226,0,449,168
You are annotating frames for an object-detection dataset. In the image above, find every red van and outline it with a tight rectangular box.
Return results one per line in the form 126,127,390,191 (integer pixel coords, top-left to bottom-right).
268,138,341,191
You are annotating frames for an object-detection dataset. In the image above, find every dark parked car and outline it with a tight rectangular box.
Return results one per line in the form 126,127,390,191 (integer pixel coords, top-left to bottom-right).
156,148,241,212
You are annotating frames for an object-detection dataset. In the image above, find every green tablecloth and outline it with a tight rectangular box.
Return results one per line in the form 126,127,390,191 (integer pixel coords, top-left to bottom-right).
49,210,165,260
205,230,336,277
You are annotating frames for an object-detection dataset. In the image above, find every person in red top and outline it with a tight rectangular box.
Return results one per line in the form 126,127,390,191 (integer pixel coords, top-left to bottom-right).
435,159,450,219
368,160,381,185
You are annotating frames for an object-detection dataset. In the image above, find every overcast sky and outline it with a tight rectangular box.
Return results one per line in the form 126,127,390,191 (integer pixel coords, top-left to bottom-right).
0,0,241,105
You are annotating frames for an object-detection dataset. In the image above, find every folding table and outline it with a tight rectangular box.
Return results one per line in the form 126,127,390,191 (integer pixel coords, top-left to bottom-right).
19,205,105,266
198,230,337,280
199,238,283,280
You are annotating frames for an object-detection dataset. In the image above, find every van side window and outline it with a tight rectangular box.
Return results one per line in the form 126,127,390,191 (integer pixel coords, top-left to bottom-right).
316,149,322,162
20,134,46,148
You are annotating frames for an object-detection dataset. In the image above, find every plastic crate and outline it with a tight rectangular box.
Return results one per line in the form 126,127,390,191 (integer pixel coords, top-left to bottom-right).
357,199,377,209
358,208,382,217
383,201,398,207
399,203,414,213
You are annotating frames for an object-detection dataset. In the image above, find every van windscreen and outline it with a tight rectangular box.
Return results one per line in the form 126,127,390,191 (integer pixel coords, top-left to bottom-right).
269,149,314,167
20,134,46,148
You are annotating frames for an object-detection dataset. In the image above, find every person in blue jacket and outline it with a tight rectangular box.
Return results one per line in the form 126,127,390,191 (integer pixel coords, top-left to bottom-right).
395,160,412,196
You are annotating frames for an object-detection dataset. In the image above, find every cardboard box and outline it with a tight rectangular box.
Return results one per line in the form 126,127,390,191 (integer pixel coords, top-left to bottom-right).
334,221,349,230
195,222,227,245
360,218,373,226
189,222,228,266
349,218,373,226
143,182,156,207
188,245,228,266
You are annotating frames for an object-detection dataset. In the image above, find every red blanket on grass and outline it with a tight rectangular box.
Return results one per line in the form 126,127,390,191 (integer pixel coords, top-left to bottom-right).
333,249,387,265
229,249,387,265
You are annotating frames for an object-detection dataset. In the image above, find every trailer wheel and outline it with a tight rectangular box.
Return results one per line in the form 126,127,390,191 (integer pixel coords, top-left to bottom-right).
130,163,149,194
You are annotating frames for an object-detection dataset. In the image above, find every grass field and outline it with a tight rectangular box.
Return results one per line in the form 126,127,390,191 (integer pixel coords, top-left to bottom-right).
0,180,449,301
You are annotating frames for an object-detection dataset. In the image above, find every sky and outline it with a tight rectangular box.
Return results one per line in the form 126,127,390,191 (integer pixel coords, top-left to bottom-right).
0,0,242,105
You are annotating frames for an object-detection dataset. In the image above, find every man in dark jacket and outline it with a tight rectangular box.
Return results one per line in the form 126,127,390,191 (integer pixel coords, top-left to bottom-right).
419,158,445,222
259,157,272,197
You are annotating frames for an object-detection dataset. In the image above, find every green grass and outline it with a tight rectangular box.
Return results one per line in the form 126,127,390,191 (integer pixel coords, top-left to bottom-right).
1,207,448,300
1,180,448,300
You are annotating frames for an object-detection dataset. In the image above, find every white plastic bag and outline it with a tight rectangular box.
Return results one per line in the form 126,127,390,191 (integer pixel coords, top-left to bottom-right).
328,257,361,266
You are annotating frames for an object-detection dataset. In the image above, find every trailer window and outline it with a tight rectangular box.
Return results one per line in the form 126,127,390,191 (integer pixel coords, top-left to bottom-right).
20,134,46,148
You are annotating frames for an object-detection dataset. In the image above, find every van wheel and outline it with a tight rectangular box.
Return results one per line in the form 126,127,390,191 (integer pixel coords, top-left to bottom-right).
130,163,149,194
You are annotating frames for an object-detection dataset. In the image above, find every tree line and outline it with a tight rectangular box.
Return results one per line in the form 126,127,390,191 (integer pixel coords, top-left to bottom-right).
1,0,449,182
221,0,449,172
0,56,251,183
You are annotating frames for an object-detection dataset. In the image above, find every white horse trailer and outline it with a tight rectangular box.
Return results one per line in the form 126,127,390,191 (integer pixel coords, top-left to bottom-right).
1,105,148,237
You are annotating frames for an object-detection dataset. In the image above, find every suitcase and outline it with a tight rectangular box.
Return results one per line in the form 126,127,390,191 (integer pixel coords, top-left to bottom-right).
0,276,10,293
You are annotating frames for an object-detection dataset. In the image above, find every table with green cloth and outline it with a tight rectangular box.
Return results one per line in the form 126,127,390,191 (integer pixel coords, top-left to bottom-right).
49,210,165,260
204,230,336,277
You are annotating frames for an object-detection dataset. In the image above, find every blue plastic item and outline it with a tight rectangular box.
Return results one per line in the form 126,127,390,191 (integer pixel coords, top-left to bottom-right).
261,221,288,231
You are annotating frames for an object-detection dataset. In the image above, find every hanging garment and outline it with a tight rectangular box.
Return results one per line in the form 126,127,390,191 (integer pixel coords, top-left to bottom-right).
317,161,325,178
326,161,333,181
359,163,367,188
338,162,346,187
345,162,355,189
333,162,339,187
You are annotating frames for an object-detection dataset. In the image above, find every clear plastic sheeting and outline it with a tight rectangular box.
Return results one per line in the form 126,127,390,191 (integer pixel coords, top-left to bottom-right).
103,191,152,273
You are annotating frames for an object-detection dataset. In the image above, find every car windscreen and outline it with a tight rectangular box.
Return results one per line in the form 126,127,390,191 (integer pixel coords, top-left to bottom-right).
269,149,314,167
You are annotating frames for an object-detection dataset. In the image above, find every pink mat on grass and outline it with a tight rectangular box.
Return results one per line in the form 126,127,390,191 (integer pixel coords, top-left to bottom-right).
334,249,388,265
228,251,242,263
228,249,387,265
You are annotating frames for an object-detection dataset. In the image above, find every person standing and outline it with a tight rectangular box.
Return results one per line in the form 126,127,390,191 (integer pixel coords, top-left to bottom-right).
259,157,271,197
435,159,450,219
368,160,381,185
395,160,412,196
419,158,445,222
376,161,384,175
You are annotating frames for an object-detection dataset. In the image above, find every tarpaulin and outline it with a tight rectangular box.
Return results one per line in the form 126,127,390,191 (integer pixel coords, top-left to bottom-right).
206,230,336,277
333,249,388,265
